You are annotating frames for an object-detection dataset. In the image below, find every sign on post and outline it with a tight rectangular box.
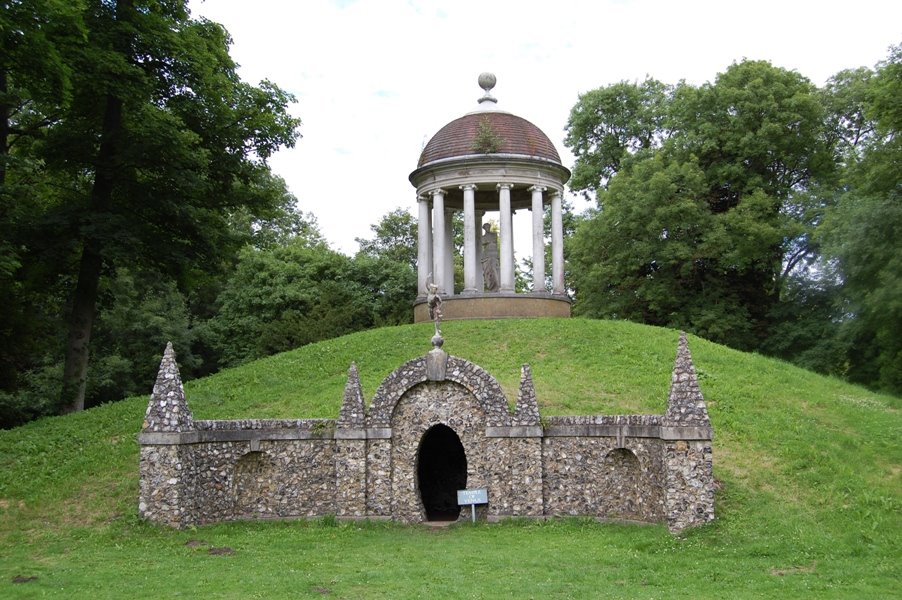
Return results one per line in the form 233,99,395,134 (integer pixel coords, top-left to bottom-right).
457,488,488,523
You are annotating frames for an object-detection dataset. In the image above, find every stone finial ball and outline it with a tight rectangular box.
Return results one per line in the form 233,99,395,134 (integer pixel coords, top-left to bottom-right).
478,72,496,92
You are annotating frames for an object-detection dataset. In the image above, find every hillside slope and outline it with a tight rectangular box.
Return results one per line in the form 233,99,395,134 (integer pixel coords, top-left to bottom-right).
0,318,898,598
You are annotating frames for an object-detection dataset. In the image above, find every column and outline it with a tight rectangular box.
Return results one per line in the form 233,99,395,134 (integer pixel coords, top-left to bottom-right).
498,183,515,292
417,195,432,296
529,186,547,293
444,208,454,296
475,210,484,292
551,191,565,295
431,189,447,294
461,185,478,293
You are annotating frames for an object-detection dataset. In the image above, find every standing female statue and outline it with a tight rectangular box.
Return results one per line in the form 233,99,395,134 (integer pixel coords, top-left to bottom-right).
481,223,499,292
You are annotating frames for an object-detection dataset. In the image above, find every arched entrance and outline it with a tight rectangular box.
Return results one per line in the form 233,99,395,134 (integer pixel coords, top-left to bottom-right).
417,424,467,521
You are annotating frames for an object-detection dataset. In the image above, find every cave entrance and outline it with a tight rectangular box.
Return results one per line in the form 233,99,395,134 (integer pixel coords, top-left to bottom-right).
417,424,467,521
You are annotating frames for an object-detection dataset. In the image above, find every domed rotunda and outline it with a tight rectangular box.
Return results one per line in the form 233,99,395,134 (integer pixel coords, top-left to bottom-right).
410,74,571,322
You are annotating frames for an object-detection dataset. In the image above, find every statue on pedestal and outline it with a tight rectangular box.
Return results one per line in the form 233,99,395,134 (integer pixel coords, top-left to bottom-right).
481,223,499,292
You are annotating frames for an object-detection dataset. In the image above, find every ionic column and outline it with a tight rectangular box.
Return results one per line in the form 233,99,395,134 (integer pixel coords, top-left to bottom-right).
551,190,565,295
529,186,547,293
475,210,484,292
417,195,432,296
431,189,447,294
498,183,515,292
444,208,454,296
461,184,478,294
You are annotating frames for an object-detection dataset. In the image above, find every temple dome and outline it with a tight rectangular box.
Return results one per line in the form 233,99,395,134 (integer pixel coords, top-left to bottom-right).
409,74,571,322
417,111,563,168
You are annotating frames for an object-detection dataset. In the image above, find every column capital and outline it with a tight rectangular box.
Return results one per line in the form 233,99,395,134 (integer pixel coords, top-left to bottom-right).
417,194,430,204
496,183,513,191
528,185,547,193
431,188,446,198
459,184,478,192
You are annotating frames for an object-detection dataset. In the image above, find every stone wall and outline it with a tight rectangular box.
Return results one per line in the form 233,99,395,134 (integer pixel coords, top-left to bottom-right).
138,333,714,533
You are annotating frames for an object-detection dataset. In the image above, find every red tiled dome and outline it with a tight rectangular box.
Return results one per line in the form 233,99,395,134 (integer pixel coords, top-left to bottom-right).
417,112,562,168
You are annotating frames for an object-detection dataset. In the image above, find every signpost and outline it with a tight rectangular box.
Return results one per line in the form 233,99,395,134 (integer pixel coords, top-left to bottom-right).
457,488,488,523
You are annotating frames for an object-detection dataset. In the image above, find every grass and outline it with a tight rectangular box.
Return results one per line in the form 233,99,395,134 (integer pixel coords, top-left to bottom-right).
0,318,899,598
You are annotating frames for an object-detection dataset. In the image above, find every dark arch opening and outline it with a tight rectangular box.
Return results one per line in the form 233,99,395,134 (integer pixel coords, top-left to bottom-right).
417,424,467,521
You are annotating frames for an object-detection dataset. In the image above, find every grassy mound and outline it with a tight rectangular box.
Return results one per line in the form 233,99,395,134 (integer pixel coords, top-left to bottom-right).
0,319,898,598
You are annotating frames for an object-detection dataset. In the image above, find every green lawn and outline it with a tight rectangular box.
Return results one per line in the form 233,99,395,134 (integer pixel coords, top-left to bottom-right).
1,319,899,598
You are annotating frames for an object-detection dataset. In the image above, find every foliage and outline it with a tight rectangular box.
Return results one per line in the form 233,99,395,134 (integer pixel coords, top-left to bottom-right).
567,60,839,351
209,233,416,368
0,319,898,597
229,173,324,251
472,115,502,153
0,0,301,415
815,43,902,394
355,207,418,270
209,239,364,367
565,77,671,194
85,267,199,407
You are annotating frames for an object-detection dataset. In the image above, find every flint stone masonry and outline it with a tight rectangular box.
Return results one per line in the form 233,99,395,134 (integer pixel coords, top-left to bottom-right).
139,332,714,533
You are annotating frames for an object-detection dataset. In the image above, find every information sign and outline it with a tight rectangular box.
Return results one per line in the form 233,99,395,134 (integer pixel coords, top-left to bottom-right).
457,488,488,523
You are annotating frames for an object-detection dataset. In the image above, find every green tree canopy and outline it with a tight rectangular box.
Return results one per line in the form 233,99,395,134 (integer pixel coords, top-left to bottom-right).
567,60,834,350
818,44,902,394
0,0,301,412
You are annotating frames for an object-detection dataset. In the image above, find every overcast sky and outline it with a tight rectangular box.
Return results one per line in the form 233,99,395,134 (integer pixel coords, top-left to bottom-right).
188,0,901,254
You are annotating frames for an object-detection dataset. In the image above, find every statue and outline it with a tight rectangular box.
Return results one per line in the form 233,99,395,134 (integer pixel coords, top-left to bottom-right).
481,223,499,292
426,282,443,337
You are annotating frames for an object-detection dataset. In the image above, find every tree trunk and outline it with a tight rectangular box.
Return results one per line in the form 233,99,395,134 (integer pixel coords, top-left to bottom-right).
1,68,8,186
60,240,102,413
60,0,133,413
59,91,123,413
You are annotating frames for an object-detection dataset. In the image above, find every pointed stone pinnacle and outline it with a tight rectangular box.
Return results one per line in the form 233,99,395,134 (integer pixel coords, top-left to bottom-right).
514,364,541,426
665,332,710,426
338,362,366,428
143,343,194,432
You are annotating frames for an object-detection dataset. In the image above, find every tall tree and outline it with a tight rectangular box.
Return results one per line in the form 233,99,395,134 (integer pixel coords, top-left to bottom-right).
25,1,302,411
566,60,834,349
355,207,418,270
819,44,902,394
565,78,671,195
353,208,418,325
210,239,371,367
0,0,85,402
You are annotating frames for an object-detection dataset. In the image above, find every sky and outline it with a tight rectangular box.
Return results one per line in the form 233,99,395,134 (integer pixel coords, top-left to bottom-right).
188,0,901,255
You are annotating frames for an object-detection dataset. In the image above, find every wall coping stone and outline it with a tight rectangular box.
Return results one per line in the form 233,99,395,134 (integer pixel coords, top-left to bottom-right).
335,428,392,440
485,425,544,438
543,423,712,440
194,418,335,431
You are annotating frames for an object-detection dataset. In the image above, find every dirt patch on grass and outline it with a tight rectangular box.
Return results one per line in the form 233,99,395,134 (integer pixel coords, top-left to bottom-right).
0,498,26,510
12,575,38,584
770,562,816,576
715,445,781,485
208,546,234,556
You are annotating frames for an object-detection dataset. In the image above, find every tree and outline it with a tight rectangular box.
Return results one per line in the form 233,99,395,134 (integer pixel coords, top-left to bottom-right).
0,1,86,413
818,43,902,393
18,1,302,411
567,60,834,350
355,207,418,269
565,78,671,195
85,266,198,407
353,208,418,323
210,239,370,367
